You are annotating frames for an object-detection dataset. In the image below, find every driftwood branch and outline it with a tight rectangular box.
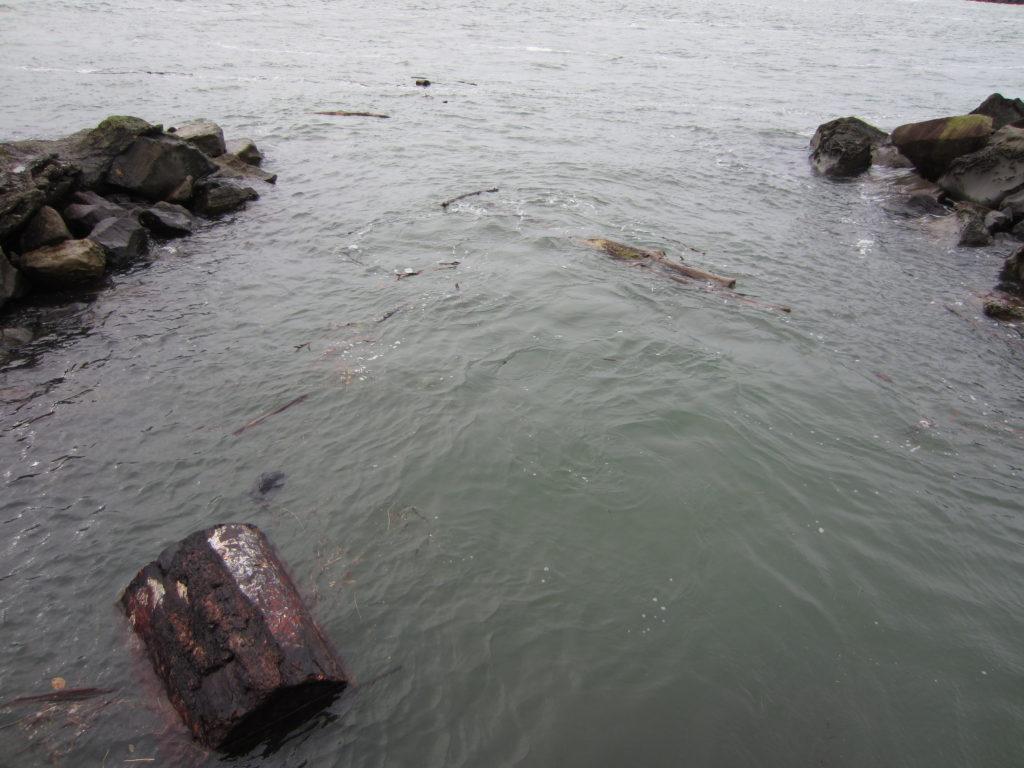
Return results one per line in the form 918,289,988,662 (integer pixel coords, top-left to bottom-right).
313,111,390,119
441,187,499,209
579,237,791,313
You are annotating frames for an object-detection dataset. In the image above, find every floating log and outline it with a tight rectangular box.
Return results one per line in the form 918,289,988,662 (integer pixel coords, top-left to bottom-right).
578,237,790,312
120,524,348,752
313,111,390,119
582,238,737,288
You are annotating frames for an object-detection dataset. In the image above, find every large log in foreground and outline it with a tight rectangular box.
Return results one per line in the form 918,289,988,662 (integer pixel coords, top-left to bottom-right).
120,523,348,752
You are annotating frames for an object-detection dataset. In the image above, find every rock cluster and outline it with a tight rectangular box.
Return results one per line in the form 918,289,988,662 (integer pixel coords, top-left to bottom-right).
810,93,1024,320
0,116,274,312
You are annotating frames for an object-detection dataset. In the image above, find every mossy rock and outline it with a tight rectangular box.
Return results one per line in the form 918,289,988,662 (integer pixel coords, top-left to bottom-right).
891,114,993,180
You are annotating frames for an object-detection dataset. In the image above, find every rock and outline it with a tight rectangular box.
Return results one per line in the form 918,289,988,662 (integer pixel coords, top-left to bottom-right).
139,201,195,237
18,206,71,252
955,202,994,247
225,138,264,166
192,178,258,216
1000,245,1024,285
171,119,226,158
107,134,217,202
165,175,195,205
65,116,163,189
88,215,149,268
999,188,1024,223
970,93,1024,131
0,147,79,240
1013,220,1024,241
871,142,914,169
890,114,993,180
0,326,34,352
985,208,1011,233
809,116,889,177
938,124,1024,209
20,239,106,286
120,523,348,752
1,248,25,309
211,153,277,184
63,192,130,234
983,292,1024,321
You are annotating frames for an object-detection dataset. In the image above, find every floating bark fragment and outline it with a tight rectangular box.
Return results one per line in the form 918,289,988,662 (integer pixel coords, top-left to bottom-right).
579,237,791,313
232,393,309,436
441,187,499,208
120,523,349,752
314,111,390,119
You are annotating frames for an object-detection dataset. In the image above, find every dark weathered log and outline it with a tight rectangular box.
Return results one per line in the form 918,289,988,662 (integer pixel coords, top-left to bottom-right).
120,523,348,752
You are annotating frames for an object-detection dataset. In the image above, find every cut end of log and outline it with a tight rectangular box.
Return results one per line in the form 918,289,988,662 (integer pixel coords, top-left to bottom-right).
121,523,348,751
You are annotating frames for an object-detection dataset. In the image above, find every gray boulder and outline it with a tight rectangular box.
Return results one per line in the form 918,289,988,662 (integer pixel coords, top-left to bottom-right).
1000,245,1024,285
192,178,258,216
985,209,1011,233
107,134,217,202
1,247,25,309
63,191,130,234
955,202,993,247
809,117,889,177
890,114,993,180
18,205,71,252
172,119,226,158
139,201,195,237
970,93,1024,131
211,153,277,184
88,215,149,268
0,147,79,240
999,188,1024,224
20,239,106,286
225,138,264,166
938,125,1024,209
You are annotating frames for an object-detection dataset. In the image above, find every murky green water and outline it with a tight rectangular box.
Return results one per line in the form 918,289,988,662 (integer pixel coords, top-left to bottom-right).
2,0,1023,765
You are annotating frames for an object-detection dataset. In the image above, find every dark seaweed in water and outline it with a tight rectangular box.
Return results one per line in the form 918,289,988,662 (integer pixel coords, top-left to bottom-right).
249,472,286,505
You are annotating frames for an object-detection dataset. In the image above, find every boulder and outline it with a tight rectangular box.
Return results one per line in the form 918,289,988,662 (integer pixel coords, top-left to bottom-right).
999,188,1024,223
970,93,1024,131
0,326,34,353
88,215,149,268
955,202,993,247
18,205,71,252
1000,245,1024,285
985,208,1011,233
63,192,130,234
983,293,1024,321
0,147,79,240
192,178,258,216
809,116,889,177
20,239,106,286
890,114,993,180
139,201,196,237
211,153,277,184
938,125,1024,209
62,115,162,189
107,134,217,202
1,247,25,309
120,523,348,752
171,119,226,158
225,138,264,166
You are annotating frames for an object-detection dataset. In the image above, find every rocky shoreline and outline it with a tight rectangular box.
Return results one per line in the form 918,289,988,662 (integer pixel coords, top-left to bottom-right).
0,116,274,352
810,93,1024,320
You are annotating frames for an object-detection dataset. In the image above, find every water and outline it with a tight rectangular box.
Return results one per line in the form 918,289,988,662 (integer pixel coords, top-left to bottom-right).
2,0,1023,765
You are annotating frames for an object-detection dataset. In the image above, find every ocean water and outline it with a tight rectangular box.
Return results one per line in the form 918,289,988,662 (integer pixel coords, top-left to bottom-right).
1,0,1023,766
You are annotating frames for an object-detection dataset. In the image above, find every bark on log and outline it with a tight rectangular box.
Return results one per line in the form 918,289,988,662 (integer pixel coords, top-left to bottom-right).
581,238,737,288
120,523,348,752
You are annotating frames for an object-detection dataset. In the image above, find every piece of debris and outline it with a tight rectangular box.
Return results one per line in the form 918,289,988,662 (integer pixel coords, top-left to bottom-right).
577,237,791,312
249,471,286,506
395,268,422,280
313,111,390,119
120,523,349,752
440,187,499,208
232,393,310,436
415,79,431,87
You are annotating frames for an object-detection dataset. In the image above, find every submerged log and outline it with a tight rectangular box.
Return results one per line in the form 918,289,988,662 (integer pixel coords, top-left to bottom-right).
581,237,737,288
120,523,348,752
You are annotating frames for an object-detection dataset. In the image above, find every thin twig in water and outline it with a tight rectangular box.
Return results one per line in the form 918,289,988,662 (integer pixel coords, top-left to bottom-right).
232,393,310,436
314,111,390,119
441,187,499,209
